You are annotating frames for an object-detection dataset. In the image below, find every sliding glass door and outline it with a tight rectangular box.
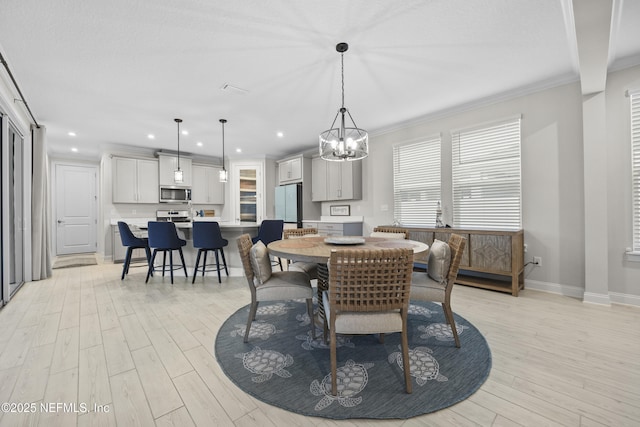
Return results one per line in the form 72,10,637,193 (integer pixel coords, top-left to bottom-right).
1,113,25,304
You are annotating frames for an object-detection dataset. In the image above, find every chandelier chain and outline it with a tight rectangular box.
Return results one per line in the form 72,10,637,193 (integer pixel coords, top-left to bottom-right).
341,52,345,109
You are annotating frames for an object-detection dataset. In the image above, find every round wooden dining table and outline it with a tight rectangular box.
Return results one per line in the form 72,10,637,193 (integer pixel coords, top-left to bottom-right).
267,235,429,323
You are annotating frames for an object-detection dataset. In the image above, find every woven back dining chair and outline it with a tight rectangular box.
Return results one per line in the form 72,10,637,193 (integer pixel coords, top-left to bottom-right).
371,226,409,239
323,247,414,395
283,227,319,279
410,233,466,347
237,234,315,343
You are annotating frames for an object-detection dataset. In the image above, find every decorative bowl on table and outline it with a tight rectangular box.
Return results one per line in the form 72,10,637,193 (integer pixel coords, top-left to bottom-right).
324,236,366,245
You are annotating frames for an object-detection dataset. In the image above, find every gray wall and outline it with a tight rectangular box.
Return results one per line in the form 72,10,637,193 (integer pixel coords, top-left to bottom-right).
320,66,640,300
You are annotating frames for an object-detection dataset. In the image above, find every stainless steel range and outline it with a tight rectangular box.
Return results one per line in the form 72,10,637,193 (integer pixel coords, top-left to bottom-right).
156,210,191,223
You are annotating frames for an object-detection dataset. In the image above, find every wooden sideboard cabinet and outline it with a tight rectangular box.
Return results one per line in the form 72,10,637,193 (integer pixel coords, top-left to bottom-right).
388,226,524,296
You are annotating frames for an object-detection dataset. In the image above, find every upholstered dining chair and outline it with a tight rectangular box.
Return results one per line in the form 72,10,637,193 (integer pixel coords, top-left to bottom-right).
117,221,152,280
192,221,228,284
252,219,284,271
145,221,188,284
323,248,414,395
370,226,409,239
283,227,320,279
237,234,315,343
410,233,466,348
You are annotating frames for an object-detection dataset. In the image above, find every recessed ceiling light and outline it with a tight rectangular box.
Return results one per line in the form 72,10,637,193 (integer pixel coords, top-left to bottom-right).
236,148,242,153
147,134,155,140
71,147,78,152
181,130,189,135
68,131,76,137
196,141,203,147
277,132,284,138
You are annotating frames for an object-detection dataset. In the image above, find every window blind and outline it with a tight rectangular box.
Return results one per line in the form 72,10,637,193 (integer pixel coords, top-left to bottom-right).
631,91,640,251
393,137,441,226
452,118,522,229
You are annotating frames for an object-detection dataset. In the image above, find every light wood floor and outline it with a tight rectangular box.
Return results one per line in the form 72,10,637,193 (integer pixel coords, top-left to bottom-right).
0,259,638,427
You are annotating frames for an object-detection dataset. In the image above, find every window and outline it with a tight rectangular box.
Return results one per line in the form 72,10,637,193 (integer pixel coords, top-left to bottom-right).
631,91,640,252
452,117,522,230
393,137,441,226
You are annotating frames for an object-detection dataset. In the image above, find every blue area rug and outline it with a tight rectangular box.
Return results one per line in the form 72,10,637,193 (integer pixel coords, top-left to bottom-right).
215,300,491,419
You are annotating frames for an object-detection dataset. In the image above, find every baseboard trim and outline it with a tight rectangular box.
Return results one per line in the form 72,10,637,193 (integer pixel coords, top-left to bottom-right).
525,279,584,299
525,279,640,307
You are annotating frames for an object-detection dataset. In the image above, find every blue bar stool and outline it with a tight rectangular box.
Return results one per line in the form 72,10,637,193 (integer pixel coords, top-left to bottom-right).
252,219,284,271
145,221,188,284
192,221,229,283
117,221,152,280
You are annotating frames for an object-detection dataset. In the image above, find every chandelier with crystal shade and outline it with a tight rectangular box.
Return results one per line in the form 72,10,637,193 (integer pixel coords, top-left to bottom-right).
319,42,368,161
219,119,228,183
174,118,184,183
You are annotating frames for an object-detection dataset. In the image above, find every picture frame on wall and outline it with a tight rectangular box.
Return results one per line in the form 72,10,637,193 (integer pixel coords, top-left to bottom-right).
330,205,350,216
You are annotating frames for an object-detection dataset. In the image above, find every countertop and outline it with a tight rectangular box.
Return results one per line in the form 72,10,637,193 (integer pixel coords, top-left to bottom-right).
302,216,364,224
111,218,259,229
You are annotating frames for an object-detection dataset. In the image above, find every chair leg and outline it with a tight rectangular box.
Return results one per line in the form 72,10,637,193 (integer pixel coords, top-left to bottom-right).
144,246,153,277
169,251,174,284
202,250,208,278
442,303,460,348
179,248,188,278
306,298,315,339
214,249,222,283
244,301,259,343
162,251,167,276
192,249,203,284
330,327,338,396
401,324,412,394
145,250,158,283
220,248,229,276
121,247,132,280
278,257,283,271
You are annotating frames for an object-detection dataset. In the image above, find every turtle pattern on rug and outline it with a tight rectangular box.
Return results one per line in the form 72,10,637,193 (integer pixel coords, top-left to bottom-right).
215,299,491,419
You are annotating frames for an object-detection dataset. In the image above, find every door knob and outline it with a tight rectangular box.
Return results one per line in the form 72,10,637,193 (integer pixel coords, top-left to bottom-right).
57,220,64,224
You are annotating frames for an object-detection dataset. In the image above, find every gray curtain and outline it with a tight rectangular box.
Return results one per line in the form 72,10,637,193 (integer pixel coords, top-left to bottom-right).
31,125,51,279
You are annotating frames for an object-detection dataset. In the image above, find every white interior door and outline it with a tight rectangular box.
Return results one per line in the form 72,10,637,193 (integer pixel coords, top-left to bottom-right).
55,164,97,255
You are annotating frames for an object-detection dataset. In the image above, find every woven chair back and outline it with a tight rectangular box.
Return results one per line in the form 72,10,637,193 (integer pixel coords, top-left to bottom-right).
328,248,413,313
446,234,466,285
372,226,409,239
283,228,318,239
237,234,255,288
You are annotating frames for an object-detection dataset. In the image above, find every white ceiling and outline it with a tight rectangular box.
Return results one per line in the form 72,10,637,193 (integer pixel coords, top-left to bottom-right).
1,0,639,161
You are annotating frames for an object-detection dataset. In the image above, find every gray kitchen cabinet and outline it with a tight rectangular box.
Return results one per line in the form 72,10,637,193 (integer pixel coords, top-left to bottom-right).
311,157,362,201
278,155,303,184
192,164,225,205
311,157,327,202
158,154,192,187
112,157,159,203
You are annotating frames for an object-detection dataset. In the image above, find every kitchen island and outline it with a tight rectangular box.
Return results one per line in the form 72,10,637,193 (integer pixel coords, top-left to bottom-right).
111,218,259,275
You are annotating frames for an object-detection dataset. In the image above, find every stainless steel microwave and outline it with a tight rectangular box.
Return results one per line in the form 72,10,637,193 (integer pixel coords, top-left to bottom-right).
159,187,191,203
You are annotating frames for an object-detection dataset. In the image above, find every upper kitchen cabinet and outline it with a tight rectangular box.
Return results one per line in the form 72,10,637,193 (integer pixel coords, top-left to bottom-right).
277,155,303,185
312,157,362,201
192,164,225,205
311,157,327,202
158,154,192,187
112,157,159,203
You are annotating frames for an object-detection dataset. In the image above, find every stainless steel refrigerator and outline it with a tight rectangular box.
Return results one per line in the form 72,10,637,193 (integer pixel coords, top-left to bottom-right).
274,183,303,227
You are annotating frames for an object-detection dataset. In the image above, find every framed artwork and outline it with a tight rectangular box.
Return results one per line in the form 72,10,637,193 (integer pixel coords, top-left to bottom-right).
330,205,350,216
